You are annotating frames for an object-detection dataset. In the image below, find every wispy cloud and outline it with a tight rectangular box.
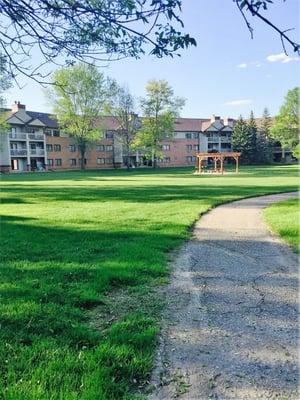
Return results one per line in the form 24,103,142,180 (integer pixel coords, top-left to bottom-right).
266,53,300,63
237,63,247,68
225,99,253,106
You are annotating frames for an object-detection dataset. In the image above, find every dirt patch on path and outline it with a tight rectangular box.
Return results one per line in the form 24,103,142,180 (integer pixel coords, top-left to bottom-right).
149,192,299,400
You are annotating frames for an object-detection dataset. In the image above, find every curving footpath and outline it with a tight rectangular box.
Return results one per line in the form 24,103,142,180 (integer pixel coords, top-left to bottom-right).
150,192,299,400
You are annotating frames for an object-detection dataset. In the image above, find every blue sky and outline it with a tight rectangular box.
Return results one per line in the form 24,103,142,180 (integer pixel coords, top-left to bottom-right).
5,0,300,119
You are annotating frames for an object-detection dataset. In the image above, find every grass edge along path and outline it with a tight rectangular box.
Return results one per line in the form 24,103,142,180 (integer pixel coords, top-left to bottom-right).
264,197,300,253
0,165,299,400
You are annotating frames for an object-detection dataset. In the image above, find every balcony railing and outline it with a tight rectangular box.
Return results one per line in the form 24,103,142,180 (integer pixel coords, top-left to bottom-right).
30,149,45,156
207,137,220,142
28,133,45,140
220,137,231,142
10,149,27,156
9,133,27,140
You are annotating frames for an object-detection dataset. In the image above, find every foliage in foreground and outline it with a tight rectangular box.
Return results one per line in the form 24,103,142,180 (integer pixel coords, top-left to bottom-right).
0,165,299,399
264,198,299,253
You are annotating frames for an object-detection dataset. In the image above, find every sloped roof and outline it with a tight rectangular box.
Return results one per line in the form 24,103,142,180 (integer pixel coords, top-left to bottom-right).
174,118,209,132
27,111,59,128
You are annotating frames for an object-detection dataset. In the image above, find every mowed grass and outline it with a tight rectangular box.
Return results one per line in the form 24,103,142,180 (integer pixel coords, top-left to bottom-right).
0,165,298,399
264,197,299,253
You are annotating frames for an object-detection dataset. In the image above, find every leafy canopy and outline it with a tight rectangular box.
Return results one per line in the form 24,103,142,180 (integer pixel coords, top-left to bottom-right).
270,87,300,150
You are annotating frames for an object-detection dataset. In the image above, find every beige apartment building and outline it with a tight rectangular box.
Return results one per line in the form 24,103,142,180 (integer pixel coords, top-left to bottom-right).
1,102,235,173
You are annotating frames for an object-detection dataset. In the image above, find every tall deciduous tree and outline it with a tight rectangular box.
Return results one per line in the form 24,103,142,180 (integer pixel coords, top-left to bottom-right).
270,87,300,160
134,80,184,168
255,107,273,164
112,87,139,169
49,63,117,170
0,55,12,132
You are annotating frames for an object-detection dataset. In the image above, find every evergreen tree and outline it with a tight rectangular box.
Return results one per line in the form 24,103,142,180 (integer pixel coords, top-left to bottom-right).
247,111,257,164
232,115,256,164
255,107,273,164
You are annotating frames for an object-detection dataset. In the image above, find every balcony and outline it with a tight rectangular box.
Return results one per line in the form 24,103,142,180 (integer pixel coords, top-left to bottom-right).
28,133,45,140
30,149,45,156
207,137,219,142
9,133,27,140
220,136,231,143
10,149,27,156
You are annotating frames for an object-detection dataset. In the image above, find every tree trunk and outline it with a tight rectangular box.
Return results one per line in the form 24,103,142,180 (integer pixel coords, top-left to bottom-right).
281,147,286,162
80,147,85,170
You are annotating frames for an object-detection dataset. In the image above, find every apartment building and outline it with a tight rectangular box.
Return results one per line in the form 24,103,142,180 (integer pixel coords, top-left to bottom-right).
0,102,234,172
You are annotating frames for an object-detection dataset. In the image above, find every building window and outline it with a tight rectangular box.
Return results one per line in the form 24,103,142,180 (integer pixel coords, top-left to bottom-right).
162,144,170,151
69,158,76,166
79,158,87,165
11,127,17,134
53,130,60,137
55,159,62,166
69,144,76,152
106,145,113,151
186,144,192,152
46,144,53,152
47,159,54,166
97,158,105,164
25,127,35,133
185,133,192,139
97,145,105,151
54,144,61,152
194,145,199,151
45,129,52,136
106,158,113,164
105,132,114,139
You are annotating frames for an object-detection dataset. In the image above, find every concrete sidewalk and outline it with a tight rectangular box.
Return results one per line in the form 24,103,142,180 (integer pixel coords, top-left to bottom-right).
150,192,299,400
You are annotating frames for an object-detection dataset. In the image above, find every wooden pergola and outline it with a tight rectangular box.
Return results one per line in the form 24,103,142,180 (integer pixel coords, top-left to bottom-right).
196,152,241,174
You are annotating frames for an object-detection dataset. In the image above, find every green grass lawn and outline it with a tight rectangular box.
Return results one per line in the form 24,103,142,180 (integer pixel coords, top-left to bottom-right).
0,165,298,400
264,197,299,253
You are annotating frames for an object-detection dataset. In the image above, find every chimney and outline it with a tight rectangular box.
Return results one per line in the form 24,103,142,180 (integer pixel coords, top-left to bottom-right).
211,114,221,123
11,101,26,113
223,117,234,127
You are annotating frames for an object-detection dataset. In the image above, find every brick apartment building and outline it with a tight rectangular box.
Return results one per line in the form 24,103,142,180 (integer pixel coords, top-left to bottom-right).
0,102,236,173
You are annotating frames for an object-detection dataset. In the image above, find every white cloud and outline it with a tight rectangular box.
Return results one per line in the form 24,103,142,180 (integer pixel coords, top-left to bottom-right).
225,99,253,106
266,52,300,63
237,63,247,68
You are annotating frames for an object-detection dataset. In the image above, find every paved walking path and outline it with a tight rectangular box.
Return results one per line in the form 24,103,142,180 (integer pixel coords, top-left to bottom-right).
150,192,299,400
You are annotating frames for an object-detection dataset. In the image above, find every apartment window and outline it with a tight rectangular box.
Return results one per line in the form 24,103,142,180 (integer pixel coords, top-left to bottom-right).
185,133,192,139
162,144,170,151
105,132,114,139
55,159,62,166
45,129,52,136
193,145,199,151
46,144,53,152
69,144,76,152
25,127,35,133
106,158,113,164
193,133,199,139
79,158,87,165
53,130,60,137
97,158,105,165
97,145,105,151
54,144,61,152
47,159,54,166
186,156,196,163
11,127,17,134
186,144,192,152
106,145,113,151
10,142,18,149
69,158,76,166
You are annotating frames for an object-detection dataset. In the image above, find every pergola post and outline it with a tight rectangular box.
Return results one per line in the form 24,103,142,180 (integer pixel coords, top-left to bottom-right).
220,156,224,174
214,158,217,172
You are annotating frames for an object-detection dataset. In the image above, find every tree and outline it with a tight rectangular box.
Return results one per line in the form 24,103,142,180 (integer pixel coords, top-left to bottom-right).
112,87,139,169
270,87,300,160
134,80,184,168
255,107,273,164
0,55,12,133
232,115,256,164
0,0,196,82
49,63,117,170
